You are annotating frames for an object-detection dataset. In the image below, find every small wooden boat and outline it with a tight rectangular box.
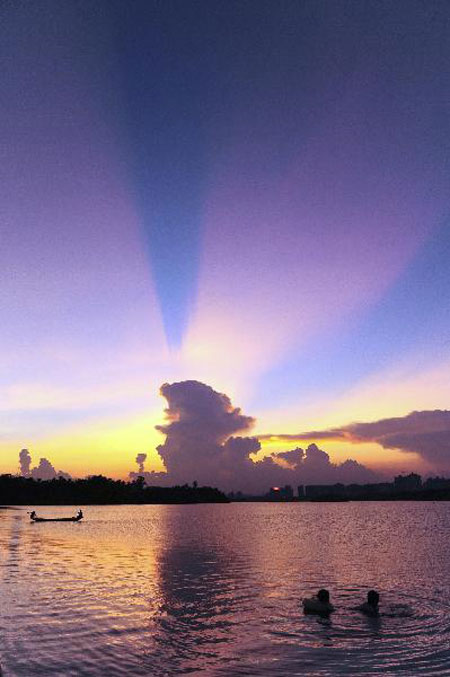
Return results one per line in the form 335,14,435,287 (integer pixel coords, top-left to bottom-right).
29,511,83,523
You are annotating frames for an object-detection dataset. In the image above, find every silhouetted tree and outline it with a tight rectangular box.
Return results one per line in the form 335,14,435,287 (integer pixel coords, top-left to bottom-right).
0,474,229,505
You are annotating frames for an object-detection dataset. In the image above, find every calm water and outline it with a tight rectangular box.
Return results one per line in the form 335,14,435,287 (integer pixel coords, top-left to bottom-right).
1,502,450,676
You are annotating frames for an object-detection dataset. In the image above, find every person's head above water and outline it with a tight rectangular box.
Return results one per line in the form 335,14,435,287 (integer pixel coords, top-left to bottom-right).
302,588,335,614
367,590,379,607
317,589,330,603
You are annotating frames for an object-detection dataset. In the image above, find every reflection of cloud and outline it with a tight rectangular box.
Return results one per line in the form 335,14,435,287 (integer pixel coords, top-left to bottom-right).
134,381,377,493
151,509,242,675
263,410,450,472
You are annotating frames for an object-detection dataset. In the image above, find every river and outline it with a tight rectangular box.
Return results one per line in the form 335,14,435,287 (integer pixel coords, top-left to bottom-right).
1,502,449,675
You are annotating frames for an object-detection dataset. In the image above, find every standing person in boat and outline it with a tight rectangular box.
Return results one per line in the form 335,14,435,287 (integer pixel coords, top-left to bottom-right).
77,509,83,520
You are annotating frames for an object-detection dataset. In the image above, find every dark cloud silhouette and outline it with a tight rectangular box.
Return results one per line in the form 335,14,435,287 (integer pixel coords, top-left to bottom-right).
31,458,59,481
133,381,377,493
154,381,257,486
260,431,346,441
264,410,450,471
128,452,167,485
346,411,450,469
136,453,147,473
19,450,71,480
273,448,304,468
19,448,31,476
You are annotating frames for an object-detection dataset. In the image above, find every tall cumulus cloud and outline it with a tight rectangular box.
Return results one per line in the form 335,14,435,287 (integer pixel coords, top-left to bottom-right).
133,381,377,493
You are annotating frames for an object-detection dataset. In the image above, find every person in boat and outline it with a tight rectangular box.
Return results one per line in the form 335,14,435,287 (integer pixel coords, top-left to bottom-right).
29,510,36,520
77,509,83,519
302,588,335,615
358,590,380,617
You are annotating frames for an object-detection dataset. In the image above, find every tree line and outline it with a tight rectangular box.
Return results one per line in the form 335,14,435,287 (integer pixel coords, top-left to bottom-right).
0,474,229,505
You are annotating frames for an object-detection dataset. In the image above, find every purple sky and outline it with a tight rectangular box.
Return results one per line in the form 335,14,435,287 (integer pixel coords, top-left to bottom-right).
1,1,449,486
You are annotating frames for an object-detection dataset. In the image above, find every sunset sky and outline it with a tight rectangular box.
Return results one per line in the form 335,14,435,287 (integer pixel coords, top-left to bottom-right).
1,1,449,487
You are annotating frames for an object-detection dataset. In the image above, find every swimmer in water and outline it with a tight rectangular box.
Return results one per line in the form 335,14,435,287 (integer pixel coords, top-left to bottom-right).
358,590,380,617
302,588,335,615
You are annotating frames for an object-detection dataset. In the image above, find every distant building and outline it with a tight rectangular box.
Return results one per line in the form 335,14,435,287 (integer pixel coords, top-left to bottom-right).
305,483,346,499
227,490,244,500
267,485,294,500
297,485,304,499
283,484,293,499
423,477,450,490
345,482,393,498
394,473,422,491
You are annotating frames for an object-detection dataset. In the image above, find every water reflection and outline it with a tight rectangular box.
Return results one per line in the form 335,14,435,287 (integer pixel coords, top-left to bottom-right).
144,506,257,675
0,504,450,675
3,514,22,582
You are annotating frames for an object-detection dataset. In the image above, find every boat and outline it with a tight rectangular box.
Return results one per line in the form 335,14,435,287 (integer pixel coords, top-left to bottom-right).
29,511,83,523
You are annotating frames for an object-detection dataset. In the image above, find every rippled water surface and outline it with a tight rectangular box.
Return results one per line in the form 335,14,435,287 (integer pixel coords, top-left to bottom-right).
1,502,450,675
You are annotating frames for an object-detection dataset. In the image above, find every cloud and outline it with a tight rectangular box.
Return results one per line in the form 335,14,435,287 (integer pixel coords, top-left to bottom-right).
136,453,147,473
31,458,59,481
19,448,31,476
128,452,167,484
260,431,346,441
133,380,377,493
264,410,450,471
19,450,71,480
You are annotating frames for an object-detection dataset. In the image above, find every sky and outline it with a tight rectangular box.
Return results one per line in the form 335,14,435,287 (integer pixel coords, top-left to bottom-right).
1,0,449,490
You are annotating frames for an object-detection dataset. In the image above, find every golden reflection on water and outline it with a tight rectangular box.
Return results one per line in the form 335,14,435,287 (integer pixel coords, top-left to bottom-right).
1,503,450,676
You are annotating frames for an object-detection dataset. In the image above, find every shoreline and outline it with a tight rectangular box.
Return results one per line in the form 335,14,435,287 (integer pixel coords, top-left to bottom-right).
4,496,450,510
